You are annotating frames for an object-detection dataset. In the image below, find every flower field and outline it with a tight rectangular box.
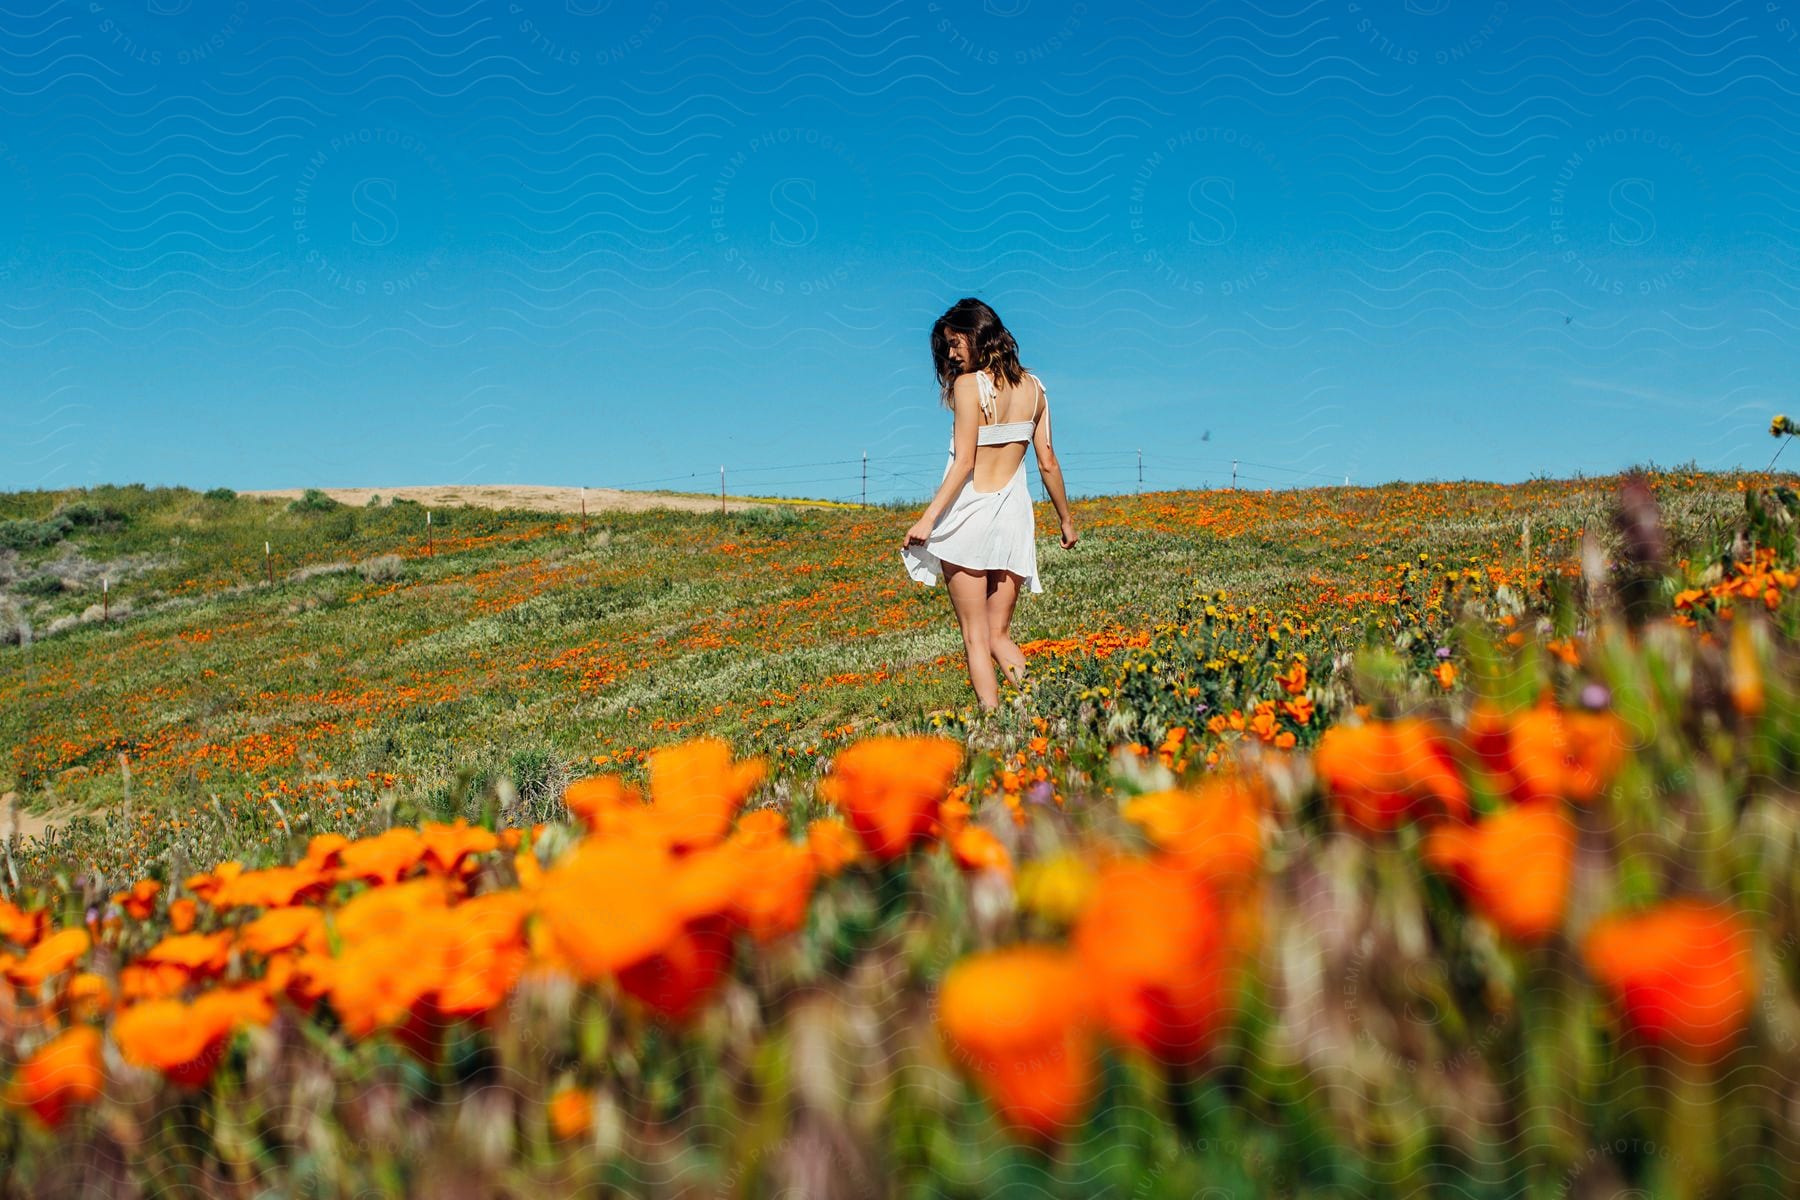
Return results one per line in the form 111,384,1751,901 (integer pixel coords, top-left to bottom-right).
2,471,1799,1197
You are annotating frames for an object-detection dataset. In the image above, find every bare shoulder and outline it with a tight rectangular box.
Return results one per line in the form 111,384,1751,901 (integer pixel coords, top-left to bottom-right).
949,372,983,413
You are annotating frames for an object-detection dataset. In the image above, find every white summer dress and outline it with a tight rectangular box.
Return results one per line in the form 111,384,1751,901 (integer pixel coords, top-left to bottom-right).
901,368,1046,594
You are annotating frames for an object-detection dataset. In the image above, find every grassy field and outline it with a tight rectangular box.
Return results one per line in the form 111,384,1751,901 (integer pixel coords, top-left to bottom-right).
0,471,1752,880
1,469,1798,1197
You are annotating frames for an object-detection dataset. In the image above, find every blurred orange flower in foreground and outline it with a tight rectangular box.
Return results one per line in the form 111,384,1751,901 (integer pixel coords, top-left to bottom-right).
646,737,768,851
549,1086,593,1139
1466,702,1631,806
1122,774,1264,896
1071,858,1242,1065
1423,801,1574,945
1314,719,1468,831
6,1024,104,1128
113,985,274,1087
817,736,964,862
936,945,1096,1139
1582,899,1757,1061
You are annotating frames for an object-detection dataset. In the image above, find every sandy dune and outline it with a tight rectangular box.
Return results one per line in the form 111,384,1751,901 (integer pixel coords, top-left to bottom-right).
239,484,815,515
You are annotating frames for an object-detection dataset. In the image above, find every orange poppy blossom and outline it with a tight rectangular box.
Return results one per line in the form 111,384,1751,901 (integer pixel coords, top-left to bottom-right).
167,898,199,934
560,770,646,830
210,862,334,910
645,737,769,851
549,1085,594,1139
1312,718,1469,832
112,984,274,1088
935,945,1098,1139
0,897,49,946
182,860,246,906
725,836,818,944
1120,773,1264,898
236,905,329,958
112,879,161,921
1582,899,1758,1062
816,736,965,863
419,818,501,876
333,827,431,886
5,928,91,990
1462,701,1632,806
1421,800,1576,945
805,817,863,876
531,836,687,986
1070,857,1246,1066
951,826,1012,879
300,875,530,1059
6,1024,104,1128
64,973,113,1023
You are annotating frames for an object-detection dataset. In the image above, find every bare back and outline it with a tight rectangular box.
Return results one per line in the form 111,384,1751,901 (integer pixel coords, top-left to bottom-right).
970,369,1048,493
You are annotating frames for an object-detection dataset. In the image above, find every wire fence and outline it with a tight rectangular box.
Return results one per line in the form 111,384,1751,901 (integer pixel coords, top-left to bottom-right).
587,449,1357,509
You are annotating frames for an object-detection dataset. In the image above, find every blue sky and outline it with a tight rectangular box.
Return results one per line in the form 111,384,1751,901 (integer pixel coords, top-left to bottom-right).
2,1,1796,501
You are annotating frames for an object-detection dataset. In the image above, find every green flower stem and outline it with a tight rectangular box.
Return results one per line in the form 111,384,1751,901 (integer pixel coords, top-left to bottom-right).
1663,1053,1719,1200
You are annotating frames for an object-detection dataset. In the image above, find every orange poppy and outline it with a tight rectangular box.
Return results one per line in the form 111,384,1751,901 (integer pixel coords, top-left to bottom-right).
816,736,964,863
615,913,737,1025
140,930,235,979
726,838,817,944
0,898,48,947
419,819,500,875
300,832,351,873
237,906,328,958
335,828,429,885
561,772,646,830
549,1086,594,1139
1071,858,1241,1065
806,817,863,876
645,738,768,851
113,985,273,1088
1583,900,1758,1061
1422,801,1574,945
182,861,244,906
436,891,533,1020
1481,704,1632,806
936,945,1097,1139
113,879,160,921
7,1024,104,1128
212,864,332,911
64,972,112,1022
532,838,683,983
5,928,90,990
1121,774,1263,896
733,809,788,844
1313,719,1469,832
951,827,1012,879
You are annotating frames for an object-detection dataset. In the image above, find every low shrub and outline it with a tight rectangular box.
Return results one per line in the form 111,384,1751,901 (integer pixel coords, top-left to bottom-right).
287,488,342,513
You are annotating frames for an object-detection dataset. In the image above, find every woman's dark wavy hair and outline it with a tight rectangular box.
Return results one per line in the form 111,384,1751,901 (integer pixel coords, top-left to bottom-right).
930,298,1029,411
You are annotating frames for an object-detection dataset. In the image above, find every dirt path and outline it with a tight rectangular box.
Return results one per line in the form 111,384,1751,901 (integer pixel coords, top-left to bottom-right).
240,485,856,515
0,791,60,844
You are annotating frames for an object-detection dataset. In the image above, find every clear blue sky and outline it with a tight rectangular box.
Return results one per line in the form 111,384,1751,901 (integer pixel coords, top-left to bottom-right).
2,1,1794,501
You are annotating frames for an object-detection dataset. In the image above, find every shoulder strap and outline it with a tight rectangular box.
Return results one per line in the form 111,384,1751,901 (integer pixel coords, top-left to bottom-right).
974,370,995,422
1032,374,1046,424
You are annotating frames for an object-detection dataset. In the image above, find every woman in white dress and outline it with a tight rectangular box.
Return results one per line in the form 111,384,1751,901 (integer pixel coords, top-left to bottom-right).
901,298,1077,712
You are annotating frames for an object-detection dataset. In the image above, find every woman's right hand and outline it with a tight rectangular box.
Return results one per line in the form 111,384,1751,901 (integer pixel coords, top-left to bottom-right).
1059,518,1078,549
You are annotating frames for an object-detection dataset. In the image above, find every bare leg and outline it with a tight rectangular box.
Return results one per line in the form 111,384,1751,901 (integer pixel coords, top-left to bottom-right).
944,562,1001,711
985,570,1027,687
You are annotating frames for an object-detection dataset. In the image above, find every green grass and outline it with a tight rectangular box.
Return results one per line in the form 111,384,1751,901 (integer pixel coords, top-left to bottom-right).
0,470,1778,888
